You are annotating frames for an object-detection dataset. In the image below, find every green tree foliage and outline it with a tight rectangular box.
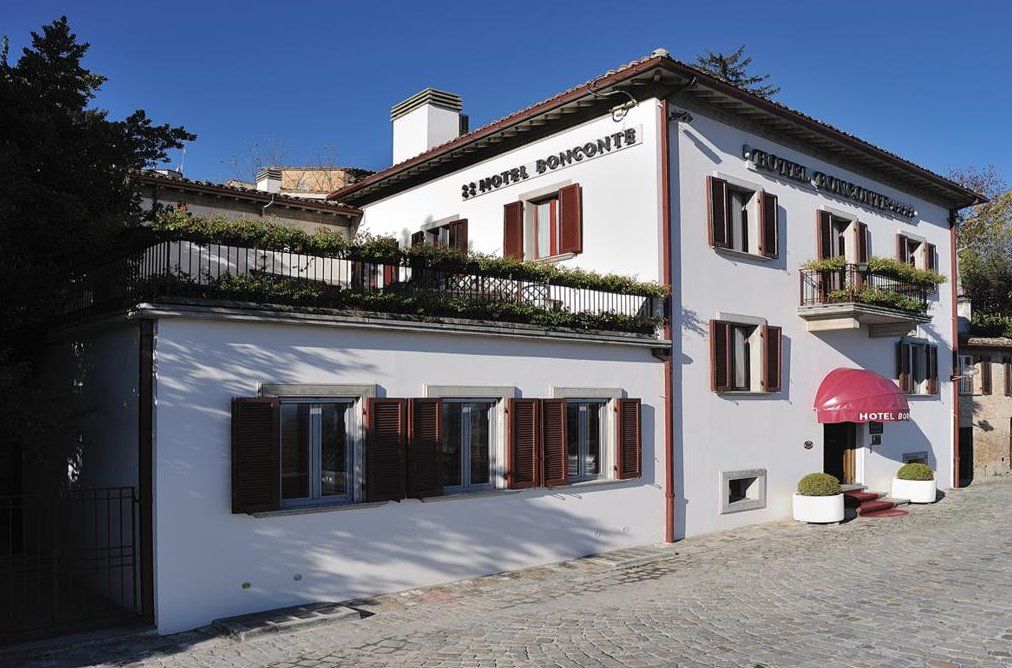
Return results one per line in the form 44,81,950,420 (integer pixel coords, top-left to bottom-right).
695,45,779,99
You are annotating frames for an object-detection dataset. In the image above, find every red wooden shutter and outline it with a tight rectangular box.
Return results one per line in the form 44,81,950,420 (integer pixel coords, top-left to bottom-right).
857,222,869,264
707,176,729,248
761,325,782,393
407,398,442,498
558,184,583,255
925,243,936,272
449,219,468,253
897,342,912,393
503,201,524,259
758,191,778,258
710,320,732,392
507,398,539,489
817,211,833,260
382,264,398,286
615,398,642,480
926,346,939,394
410,231,425,247
541,399,568,487
231,397,280,514
980,356,992,395
896,234,908,263
366,398,407,502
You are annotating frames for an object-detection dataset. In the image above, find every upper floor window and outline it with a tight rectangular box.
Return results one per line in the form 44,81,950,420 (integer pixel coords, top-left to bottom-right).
897,340,939,396
896,233,936,271
709,319,782,393
817,211,868,264
411,219,468,253
503,183,582,261
706,176,778,259
959,354,975,395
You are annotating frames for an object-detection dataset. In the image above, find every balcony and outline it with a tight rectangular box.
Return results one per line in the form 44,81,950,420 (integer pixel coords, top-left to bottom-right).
56,234,666,338
798,262,931,336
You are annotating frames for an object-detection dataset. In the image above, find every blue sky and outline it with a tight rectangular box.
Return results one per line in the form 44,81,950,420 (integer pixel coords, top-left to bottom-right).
5,1,1011,187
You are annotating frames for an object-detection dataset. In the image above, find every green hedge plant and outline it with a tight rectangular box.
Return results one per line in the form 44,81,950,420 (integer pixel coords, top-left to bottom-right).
796,472,842,496
896,463,934,481
801,255,945,289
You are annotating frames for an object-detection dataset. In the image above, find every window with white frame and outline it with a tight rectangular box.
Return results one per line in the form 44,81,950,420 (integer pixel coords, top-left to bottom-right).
959,354,975,395
441,400,496,492
565,400,606,481
280,399,355,504
706,177,778,259
710,319,783,393
897,340,939,396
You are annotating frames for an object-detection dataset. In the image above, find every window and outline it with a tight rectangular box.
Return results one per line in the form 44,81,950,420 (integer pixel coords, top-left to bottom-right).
816,211,868,265
503,184,582,260
720,469,767,514
441,400,495,491
280,400,354,504
975,354,993,395
896,233,935,271
566,400,605,480
706,176,777,258
903,451,929,464
959,354,975,395
897,341,938,395
411,219,468,252
710,320,782,393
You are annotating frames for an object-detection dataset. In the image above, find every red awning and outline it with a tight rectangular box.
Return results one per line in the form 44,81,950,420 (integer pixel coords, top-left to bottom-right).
814,368,911,423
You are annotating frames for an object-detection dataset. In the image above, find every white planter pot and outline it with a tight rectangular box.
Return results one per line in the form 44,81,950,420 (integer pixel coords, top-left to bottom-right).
792,493,844,523
892,476,936,503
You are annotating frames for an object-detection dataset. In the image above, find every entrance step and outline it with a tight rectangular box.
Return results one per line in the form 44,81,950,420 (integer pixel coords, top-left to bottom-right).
839,484,867,492
843,489,882,505
857,499,896,515
212,602,362,641
879,497,910,507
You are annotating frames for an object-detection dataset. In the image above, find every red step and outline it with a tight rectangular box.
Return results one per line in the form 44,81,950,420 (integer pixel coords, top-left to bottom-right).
861,508,908,518
857,499,895,515
843,490,880,504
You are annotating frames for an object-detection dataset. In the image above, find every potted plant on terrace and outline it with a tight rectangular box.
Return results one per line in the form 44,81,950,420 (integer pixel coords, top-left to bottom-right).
891,463,936,504
792,473,844,523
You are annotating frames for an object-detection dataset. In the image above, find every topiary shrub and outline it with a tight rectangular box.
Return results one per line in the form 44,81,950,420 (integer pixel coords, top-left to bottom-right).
897,463,934,481
797,473,841,496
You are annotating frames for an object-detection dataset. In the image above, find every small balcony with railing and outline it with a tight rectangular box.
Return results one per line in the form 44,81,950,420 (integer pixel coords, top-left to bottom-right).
798,261,934,336
55,229,667,341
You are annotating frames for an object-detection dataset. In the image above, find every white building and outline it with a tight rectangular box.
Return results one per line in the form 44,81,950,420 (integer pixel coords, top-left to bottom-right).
26,50,980,638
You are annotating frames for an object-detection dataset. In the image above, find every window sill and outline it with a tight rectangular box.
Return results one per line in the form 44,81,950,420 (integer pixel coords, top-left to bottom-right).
714,247,775,263
530,252,576,264
557,477,628,491
715,390,777,397
419,487,522,503
906,393,940,399
252,500,391,518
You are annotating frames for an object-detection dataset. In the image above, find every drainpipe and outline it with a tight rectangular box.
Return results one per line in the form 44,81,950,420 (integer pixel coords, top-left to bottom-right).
948,209,961,488
659,99,675,543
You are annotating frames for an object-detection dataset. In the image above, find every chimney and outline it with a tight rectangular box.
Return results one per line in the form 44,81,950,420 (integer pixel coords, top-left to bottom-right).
256,168,282,193
390,88,464,164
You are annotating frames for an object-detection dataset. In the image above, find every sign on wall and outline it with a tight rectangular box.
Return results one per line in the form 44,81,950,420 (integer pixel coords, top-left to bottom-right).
460,126,643,200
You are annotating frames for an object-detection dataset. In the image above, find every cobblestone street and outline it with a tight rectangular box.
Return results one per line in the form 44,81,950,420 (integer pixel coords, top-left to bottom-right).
15,478,1012,668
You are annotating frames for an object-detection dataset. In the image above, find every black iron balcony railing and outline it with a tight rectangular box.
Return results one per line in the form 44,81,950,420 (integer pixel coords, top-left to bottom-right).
57,238,665,336
799,263,928,314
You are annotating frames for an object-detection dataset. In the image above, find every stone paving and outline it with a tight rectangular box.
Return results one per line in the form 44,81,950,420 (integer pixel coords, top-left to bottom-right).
13,477,1012,667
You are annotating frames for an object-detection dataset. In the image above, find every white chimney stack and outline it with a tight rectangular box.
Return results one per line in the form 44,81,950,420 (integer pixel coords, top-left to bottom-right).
390,88,465,164
256,168,282,193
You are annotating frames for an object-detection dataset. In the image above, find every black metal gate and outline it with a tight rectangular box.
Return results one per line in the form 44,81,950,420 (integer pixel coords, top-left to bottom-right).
0,487,141,645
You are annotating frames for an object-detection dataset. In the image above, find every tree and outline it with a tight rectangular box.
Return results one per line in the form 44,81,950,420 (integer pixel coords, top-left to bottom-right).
695,45,779,99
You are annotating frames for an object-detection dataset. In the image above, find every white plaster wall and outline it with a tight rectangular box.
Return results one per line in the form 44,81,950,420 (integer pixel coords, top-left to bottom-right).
393,104,461,164
361,101,664,284
152,317,664,633
669,111,956,538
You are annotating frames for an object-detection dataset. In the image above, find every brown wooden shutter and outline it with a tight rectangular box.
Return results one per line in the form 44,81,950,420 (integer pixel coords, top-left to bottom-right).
707,176,729,248
503,201,524,259
407,398,442,498
231,397,280,514
896,233,908,263
541,399,568,487
817,211,833,260
925,243,936,272
558,184,583,255
710,320,732,392
761,325,782,393
615,398,642,480
980,355,992,395
1004,358,1012,396
926,345,939,395
897,342,912,393
410,231,425,247
366,398,407,502
507,398,539,489
382,264,398,286
759,191,778,258
857,222,869,264
449,219,468,253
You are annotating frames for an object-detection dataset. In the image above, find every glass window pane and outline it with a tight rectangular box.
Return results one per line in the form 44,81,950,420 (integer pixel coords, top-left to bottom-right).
586,403,601,476
468,402,493,485
320,404,349,497
441,403,462,487
733,327,749,389
567,403,580,477
536,201,553,258
281,404,310,499
728,190,748,251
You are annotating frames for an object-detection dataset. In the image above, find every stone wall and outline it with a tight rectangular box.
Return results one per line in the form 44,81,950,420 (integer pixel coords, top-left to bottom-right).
959,343,1012,478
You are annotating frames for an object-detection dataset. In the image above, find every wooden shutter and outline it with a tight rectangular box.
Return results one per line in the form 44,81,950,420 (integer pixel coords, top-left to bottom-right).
407,398,442,498
758,191,778,258
980,356,992,395
761,325,782,393
710,320,732,392
410,231,425,247
231,397,280,514
926,345,939,395
503,201,524,259
507,398,539,489
558,184,583,255
1004,358,1012,396
924,243,936,272
615,398,642,480
896,233,908,263
449,219,468,253
817,211,833,260
366,398,407,502
382,264,398,286
541,399,568,487
897,342,912,393
707,176,729,248
857,222,869,264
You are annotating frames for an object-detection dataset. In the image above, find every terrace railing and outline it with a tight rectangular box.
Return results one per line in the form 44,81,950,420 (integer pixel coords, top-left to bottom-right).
799,263,928,314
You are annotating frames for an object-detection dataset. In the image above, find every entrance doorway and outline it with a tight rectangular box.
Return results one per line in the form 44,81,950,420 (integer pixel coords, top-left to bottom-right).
824,423,857,484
